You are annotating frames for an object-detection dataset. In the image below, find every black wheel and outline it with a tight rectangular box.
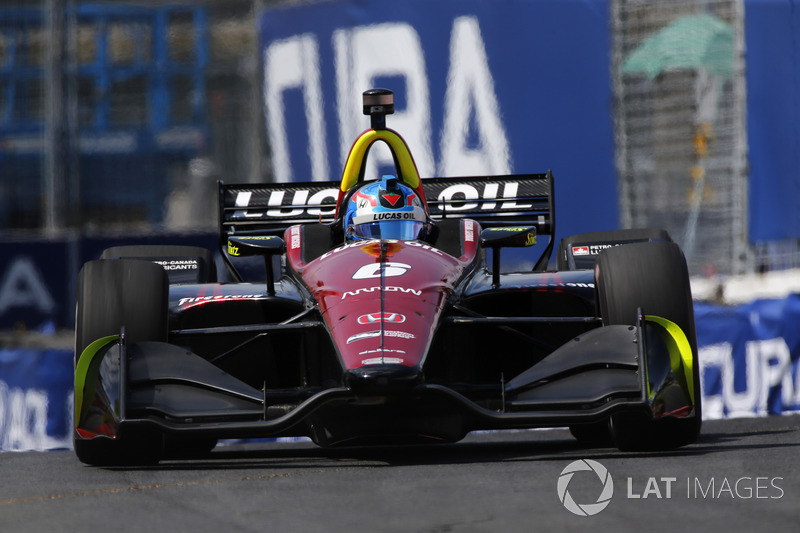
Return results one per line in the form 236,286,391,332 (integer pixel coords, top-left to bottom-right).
73,427,164,467
74,259,168,465
569,421,613,447
75,259,169,360
596,241,701,451
163,436,219,459
557,228,671,270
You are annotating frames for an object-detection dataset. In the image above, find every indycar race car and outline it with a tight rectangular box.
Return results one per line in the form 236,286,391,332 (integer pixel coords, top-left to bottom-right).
73,89,701,465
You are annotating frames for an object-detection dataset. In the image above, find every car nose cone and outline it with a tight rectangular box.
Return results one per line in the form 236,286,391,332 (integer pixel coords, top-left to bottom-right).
344,364,423,395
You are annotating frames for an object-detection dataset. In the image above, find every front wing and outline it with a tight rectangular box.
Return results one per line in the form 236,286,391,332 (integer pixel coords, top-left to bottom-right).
74,315,696,447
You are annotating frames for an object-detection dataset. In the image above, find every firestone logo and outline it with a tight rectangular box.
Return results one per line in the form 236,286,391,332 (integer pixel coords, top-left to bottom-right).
557,459,614,517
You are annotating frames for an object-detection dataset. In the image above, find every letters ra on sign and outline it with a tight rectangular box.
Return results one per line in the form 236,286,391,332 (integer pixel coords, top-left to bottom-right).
261,15,512,181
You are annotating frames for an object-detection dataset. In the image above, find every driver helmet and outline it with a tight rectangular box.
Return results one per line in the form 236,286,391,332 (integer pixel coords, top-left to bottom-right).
344,175,431,242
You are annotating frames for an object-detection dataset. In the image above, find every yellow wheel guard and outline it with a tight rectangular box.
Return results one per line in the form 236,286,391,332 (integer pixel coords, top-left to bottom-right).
645,315,696,405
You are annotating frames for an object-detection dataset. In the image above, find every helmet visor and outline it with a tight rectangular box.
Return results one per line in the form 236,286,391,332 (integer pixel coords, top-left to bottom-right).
350,220,425,241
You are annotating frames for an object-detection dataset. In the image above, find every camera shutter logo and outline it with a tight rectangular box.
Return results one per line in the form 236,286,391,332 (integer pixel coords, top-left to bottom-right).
557,459,614,516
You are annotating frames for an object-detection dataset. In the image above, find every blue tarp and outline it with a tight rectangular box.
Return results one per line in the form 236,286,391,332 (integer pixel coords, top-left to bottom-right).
0,348,73,451
695,296,800,418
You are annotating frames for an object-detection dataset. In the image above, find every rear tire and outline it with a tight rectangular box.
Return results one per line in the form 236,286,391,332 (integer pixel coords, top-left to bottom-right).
74,259,168,465
557,228,671,270
101,245,216,283
596,241,701,451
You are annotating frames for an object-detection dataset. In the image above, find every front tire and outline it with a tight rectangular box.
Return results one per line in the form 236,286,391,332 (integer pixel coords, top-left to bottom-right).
74,259,168,465
596,241,701,451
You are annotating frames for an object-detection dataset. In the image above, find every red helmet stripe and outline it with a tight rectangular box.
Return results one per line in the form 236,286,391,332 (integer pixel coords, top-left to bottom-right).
354,190,377,207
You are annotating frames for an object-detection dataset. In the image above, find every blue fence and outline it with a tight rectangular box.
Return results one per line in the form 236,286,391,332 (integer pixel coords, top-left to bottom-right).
0,4,209,229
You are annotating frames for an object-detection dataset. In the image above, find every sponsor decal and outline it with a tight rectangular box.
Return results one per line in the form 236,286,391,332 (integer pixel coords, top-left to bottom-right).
372,211,417,221
573,243,621,256
381,193,402,207
178,294,265,306
352,262,411,279
361,357,405,365
358,348,406,355
237,235,281,241
231,188,338,219
342,286,422,299
572,246,590,256
403,240,444,255
434,182,533,212
357,312,406,324
290,225,301,250
317,241,371,261
154,259,198,271
355,190,377,209
346,330,416,344
352,204,428,226
228,242,240,256
536,282,595,289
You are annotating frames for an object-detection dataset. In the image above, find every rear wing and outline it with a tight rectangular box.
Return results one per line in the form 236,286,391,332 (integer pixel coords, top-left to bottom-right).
424,173,554,232
219,172,553,235
218,172,555,268
218,181,340,241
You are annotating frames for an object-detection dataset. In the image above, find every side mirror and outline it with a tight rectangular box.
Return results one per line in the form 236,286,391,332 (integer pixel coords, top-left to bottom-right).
227,235,286,257
480,226,537,289
480,226,537,248
227,235,286,295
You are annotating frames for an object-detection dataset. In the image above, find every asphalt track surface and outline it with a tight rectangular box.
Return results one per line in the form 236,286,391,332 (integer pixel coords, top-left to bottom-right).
1,415,798,532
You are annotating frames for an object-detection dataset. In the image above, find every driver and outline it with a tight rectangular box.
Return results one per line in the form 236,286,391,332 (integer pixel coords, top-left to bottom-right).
344,175,433,242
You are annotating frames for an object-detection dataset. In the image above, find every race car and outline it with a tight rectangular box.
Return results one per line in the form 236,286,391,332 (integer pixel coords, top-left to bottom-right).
73,89,701,465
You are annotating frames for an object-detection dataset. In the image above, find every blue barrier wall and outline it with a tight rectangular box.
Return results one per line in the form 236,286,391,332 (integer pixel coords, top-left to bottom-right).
696,296,800,418
745,0,800,241
0,233,217,330
0,347,73,451
258,0,618,246
2,298,799,452
258,0,800,243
